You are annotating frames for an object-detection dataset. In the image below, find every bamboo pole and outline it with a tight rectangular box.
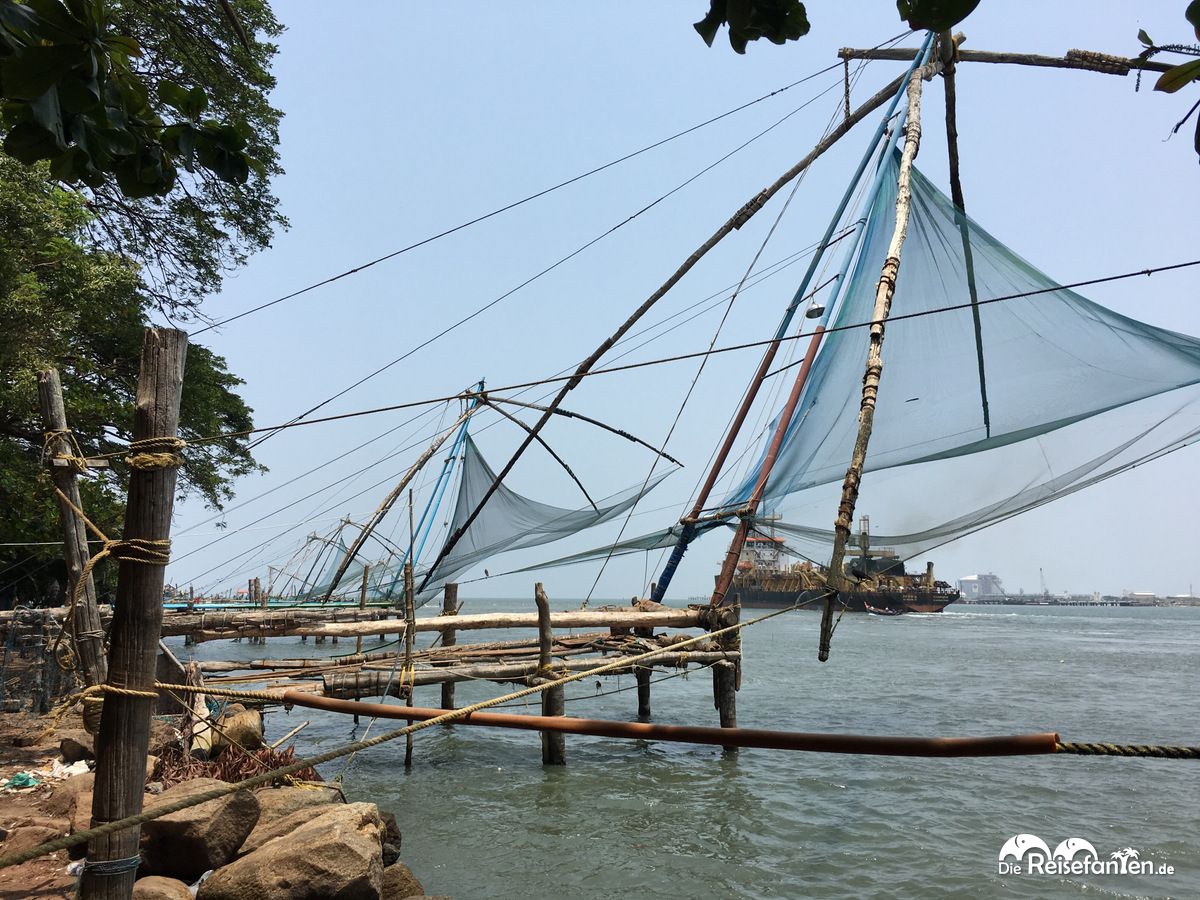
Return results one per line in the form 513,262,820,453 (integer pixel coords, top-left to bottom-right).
37,369,107,687
321,651,741,696
818,57,940,663
837,45,1171,74
421,70,910,594
186,606,704,643
82,328,187,900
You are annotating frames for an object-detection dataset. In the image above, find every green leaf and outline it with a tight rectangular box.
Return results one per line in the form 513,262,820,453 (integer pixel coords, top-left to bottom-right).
24,0,93,41
3,120,62,163
157,79,191,110
896,0,981,32
1188,0,1200,39
1,44,89,101
103,34,142,59
1137,28,1153,46
1154,58,1200,93
186,85,209,117
693,2,723,46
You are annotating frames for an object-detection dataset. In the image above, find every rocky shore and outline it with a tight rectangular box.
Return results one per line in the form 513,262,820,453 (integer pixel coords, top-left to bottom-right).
0,711,443,899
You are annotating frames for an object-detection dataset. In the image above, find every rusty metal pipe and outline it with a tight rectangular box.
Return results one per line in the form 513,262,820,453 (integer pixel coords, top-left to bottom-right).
281,691,1058,757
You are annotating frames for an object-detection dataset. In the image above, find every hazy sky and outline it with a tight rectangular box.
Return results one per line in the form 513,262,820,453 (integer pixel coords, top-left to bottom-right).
166,2,1200,602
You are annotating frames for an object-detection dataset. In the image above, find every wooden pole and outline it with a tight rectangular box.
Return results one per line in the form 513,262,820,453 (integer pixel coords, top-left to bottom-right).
82,327,187,900
940,32,991,439
37,369,107,687
632,596,653,721
356,566,369,657
402,559,415,768
535,583,565,765
712,599,739,752
837,45,1171,74
818,58,940,662
440,583,458,710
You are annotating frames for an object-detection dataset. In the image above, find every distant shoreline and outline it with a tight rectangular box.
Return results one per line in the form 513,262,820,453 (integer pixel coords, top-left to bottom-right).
957,597,1200,608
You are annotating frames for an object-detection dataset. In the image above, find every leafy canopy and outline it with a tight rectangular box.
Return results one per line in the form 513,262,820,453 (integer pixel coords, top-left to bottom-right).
0,154,261,602
0,0,287,312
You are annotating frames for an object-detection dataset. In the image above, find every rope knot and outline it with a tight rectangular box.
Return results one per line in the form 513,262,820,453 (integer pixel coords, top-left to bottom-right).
124,437,187,470
42,428,91,473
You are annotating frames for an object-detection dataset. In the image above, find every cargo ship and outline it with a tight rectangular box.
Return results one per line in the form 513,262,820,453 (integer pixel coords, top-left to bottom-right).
727,518,959,613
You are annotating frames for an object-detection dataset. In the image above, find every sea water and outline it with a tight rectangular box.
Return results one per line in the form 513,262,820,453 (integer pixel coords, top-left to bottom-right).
177,603,1200,899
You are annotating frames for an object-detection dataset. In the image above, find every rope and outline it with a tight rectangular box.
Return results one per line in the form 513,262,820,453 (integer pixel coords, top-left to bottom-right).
1064,49,1131,76
45,485,170,672
81,855,142,875
0,603,792,871
41,429,91,473
1055,741,1200,759
123,437,187,470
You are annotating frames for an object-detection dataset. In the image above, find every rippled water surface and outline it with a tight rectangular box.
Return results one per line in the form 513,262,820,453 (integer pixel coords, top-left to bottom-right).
179,603,1200,899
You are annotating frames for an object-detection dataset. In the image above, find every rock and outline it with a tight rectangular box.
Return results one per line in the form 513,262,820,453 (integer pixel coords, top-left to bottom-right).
132,875,194,900
382,861,424,899
44,772,93,818
198,802,384,900
59,729,95,762
239,785,343,855
146,781,164,794
379,810,401,865
210,704,264,755
140,777,261,882
1,823,67,857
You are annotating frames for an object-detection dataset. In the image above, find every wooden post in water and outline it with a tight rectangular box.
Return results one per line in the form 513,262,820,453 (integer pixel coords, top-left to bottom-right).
440,582,458,710
632,596,653,722
82,327,187,900
38,368,107,687
712,599,740,753
403,559,415,767
535,583,565,765
356,566,369,657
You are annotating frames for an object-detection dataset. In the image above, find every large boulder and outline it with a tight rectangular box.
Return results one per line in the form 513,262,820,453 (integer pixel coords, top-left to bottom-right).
382,861,424,899
140,777,261,882
132,876,194,900
0,817,69,857
198,802,385,900
239,786,344,856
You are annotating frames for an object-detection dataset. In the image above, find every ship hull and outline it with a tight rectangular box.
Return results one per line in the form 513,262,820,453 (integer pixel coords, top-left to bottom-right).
735,586,957,613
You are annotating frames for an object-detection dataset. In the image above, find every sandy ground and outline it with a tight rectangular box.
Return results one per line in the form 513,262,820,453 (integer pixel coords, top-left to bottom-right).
0,711,79,898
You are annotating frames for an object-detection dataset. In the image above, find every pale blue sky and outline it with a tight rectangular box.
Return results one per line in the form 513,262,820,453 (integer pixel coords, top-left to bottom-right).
168,2,1200,601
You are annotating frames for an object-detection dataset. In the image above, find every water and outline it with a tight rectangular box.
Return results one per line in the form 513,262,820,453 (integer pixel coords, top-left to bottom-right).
177,603,1200,898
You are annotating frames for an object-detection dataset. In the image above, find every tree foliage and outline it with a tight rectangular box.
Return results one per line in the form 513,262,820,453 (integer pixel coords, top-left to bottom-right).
1139,2,1200,160
0,0,287,312
0,154,261,603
